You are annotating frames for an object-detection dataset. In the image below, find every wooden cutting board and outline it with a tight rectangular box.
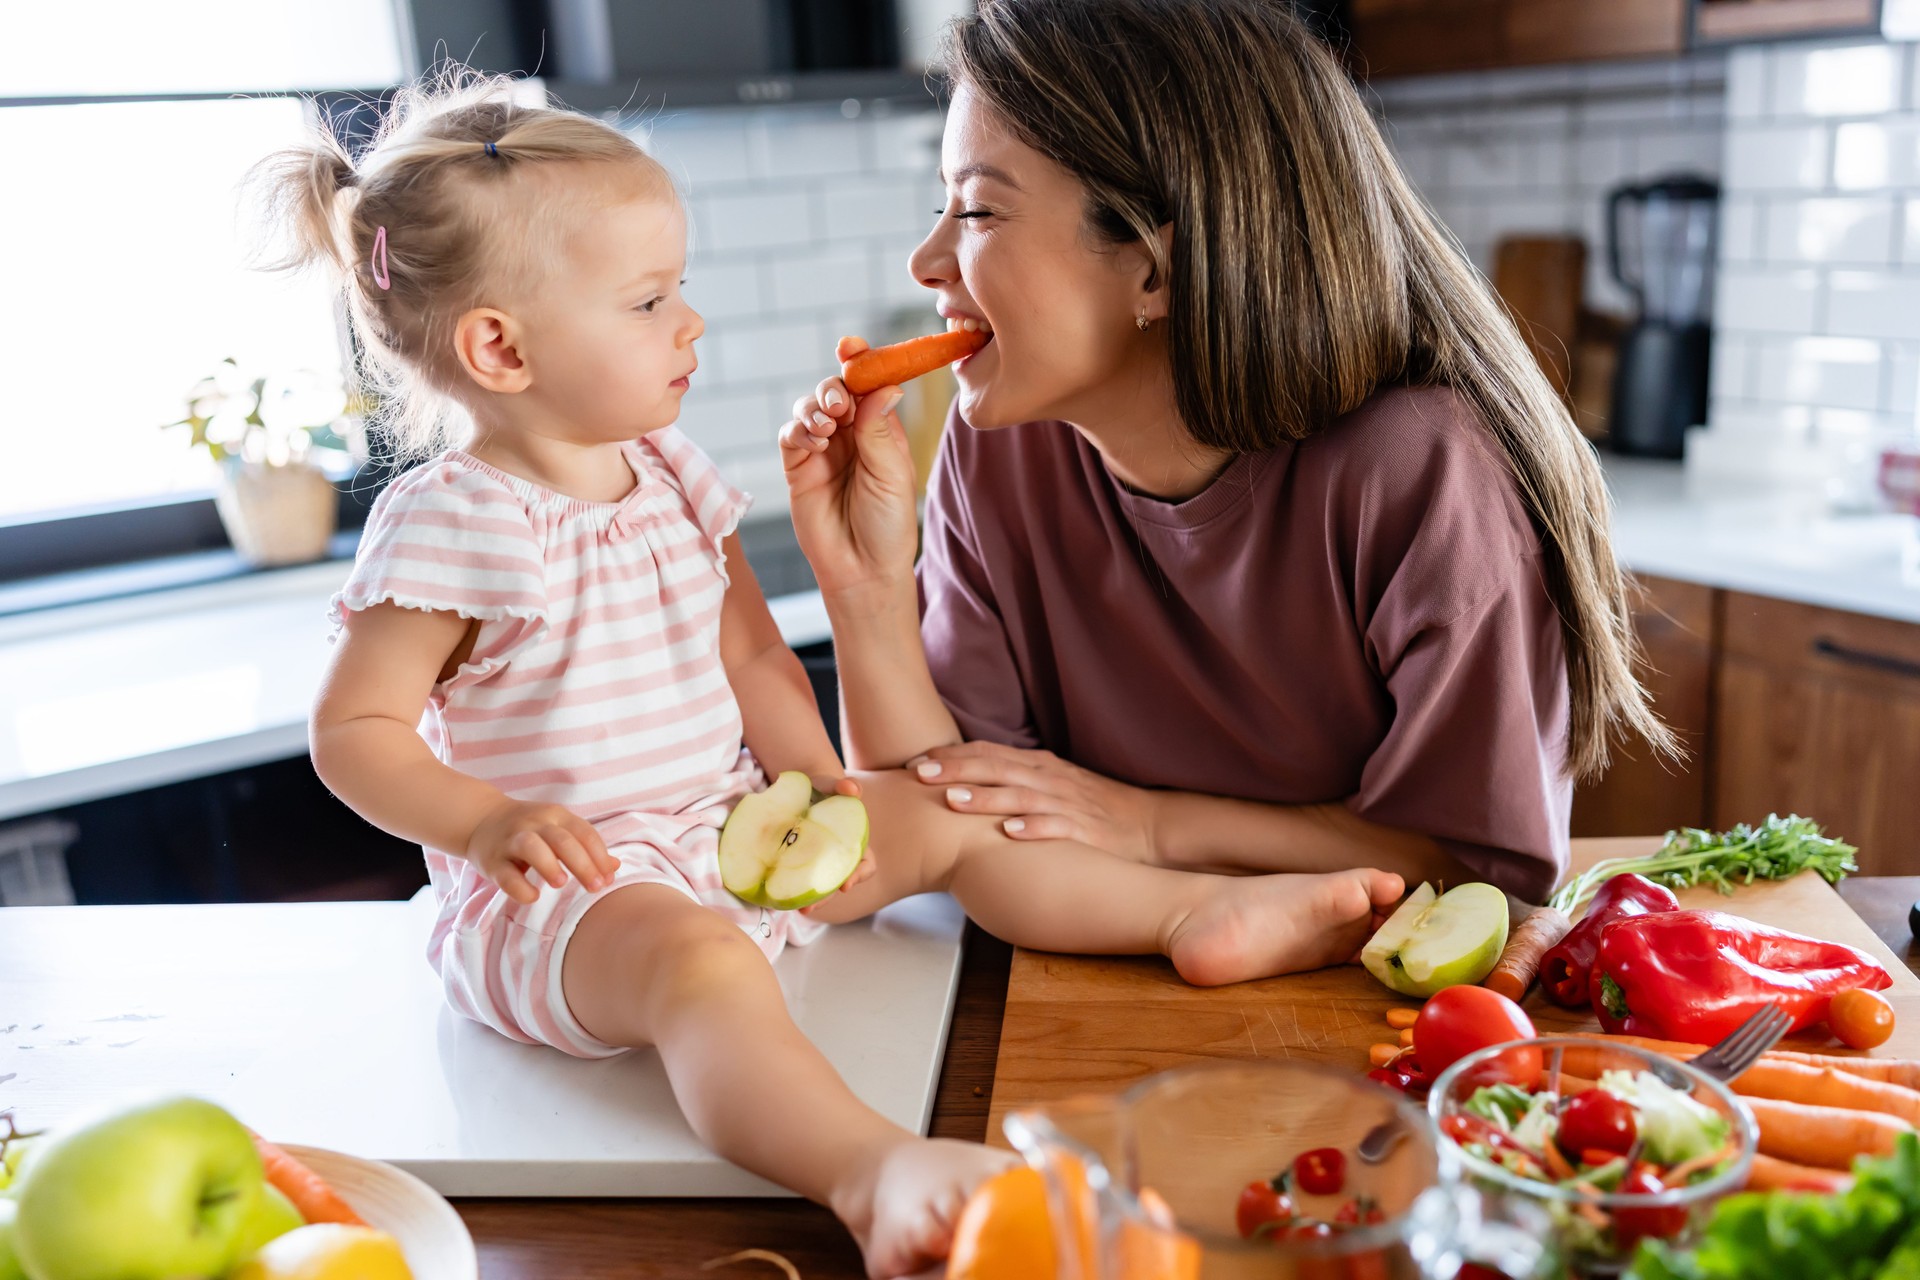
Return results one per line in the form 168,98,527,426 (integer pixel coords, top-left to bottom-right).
987,838,1920,1141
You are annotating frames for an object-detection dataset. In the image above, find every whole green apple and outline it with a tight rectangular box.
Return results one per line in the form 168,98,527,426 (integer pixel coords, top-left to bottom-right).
229,1184,305,1264
14,1096,266,1280
0,1199,25,1280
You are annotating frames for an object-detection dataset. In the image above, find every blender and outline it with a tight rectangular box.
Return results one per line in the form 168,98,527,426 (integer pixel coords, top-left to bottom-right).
1605,174,1719,459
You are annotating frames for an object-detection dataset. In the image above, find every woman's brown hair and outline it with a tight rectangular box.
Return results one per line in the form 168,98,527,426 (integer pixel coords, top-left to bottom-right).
944,0,1672,781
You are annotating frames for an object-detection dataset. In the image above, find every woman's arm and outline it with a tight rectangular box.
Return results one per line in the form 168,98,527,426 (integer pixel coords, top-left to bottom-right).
311,602,617,903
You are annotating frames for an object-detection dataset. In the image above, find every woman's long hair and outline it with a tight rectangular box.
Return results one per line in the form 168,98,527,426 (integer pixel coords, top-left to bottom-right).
944,0,1673,780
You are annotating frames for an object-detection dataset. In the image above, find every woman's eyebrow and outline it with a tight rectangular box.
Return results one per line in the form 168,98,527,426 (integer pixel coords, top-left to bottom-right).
937,163,1024,191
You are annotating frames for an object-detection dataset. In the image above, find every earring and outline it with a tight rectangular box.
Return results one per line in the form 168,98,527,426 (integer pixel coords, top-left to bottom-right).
1136,310,1150,331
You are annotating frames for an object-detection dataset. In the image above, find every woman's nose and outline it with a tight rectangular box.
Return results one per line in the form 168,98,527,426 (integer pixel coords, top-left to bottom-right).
907,222,955,291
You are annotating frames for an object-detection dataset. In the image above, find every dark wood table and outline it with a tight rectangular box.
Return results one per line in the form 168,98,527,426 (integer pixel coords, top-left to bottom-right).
454,879,1920,1277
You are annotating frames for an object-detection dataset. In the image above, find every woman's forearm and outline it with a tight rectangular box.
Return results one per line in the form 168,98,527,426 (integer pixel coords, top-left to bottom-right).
821,580,963,770
1151,789,1470,886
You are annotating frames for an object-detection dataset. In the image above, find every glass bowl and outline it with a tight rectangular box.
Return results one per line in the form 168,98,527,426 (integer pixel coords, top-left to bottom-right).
1427,1037,1758,1278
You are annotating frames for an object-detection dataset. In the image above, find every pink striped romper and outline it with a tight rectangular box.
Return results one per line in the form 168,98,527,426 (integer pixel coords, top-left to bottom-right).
329,427,826,1058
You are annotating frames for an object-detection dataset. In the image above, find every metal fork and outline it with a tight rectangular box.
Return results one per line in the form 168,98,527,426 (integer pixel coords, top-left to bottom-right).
1652,1003,1795,1089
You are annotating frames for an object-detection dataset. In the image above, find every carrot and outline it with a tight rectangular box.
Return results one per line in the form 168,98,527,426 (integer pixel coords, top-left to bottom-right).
1667,1143,1736,1183
840,330,990,395
1562,1031,1920,1093
1484,906,1572,1002
1385,1008,1421,1030
1742,1096,1911,1169
1729,1060,1920,1127
1369,1043,1401,1068
249,1133,366,1227
1543,1136,1577,1181
1745,1153,1853,1194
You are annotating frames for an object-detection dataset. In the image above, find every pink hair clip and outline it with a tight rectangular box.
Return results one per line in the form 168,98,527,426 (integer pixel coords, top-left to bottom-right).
370,225,391,290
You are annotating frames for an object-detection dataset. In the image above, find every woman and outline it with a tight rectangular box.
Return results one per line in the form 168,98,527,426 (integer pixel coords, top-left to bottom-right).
782,0,1669,905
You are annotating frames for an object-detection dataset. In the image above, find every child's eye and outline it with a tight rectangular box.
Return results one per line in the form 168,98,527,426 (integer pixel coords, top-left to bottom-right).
637,295,667,313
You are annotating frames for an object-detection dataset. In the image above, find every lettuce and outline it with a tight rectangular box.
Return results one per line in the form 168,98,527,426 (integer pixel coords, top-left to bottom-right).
1599,1069,1729,1166
1464,1083,1534,1130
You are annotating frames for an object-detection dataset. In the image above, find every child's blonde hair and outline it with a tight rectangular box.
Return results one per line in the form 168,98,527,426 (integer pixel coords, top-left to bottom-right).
250,65,673,458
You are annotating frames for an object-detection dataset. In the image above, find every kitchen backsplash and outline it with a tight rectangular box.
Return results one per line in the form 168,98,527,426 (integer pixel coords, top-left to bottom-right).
1711,38,1920,452
1373,55,1727,314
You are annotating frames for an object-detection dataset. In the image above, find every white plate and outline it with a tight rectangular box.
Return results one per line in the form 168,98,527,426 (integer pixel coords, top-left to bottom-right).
279,1145,478,1280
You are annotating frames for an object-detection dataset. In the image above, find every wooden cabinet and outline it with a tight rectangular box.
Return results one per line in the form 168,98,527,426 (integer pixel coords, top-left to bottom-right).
1713,592,1920,877
1349,0,1685,78
1692,0,1880,45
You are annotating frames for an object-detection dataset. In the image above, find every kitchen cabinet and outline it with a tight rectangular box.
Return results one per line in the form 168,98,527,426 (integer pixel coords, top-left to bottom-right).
1691,0,1881,45
1348,0,1685,78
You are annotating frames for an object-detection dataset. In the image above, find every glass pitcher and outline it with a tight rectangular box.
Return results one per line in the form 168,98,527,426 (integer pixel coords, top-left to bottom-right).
1002,1060,1558,1280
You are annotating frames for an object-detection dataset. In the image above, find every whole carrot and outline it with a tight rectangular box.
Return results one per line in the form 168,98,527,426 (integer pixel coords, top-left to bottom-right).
1743,1095,1911,1169
1745,1152,1852,1194
1484,905,1572,1001
1561,1030,1920,1093
249,1132,366,1227
841,329,989,395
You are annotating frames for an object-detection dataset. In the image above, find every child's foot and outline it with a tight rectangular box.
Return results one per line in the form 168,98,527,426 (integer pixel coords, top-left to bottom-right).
833,1137,1016,1278
1166,868,1404,986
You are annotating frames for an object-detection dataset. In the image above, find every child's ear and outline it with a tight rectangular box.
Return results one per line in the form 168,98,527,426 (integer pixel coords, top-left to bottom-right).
453,307,532,394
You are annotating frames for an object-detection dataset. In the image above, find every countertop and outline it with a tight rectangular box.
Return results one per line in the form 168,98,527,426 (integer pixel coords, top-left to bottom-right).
1604,454,1920,624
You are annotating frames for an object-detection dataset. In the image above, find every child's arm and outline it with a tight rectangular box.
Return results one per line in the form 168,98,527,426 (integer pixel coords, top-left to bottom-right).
310,602,618,904
717,533,858,797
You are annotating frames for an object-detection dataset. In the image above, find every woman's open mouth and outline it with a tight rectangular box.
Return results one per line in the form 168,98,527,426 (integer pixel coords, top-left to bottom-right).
947,315,994,371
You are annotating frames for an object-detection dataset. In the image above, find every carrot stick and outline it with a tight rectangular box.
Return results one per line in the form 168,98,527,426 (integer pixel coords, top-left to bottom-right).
840,330,989,395
1742,1096,1911,1169
248,1133,366,1227
1543,1135,1577,1181
1745,1153,1853,1194
1484,906,1572,1002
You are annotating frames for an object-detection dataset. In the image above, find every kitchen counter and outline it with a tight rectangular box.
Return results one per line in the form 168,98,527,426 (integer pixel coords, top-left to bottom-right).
1604,455,1920,625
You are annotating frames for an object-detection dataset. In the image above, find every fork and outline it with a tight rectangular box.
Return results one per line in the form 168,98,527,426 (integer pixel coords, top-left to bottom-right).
1651,1003,1795,1089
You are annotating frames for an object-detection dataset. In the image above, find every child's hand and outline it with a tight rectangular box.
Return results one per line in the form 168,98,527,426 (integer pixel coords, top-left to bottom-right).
466,799,620,905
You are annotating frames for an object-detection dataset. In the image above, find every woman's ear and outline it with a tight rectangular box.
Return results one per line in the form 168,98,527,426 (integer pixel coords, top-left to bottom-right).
453,307,533,394
1134,223,1176,324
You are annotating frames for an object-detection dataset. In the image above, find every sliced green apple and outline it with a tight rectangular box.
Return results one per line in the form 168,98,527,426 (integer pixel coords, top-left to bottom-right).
1361,881,1509,997
719,772,868,911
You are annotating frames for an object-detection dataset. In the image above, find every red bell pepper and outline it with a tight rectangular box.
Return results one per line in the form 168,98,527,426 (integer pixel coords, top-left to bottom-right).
1588,909,1893,1043
1538,873,1679,1008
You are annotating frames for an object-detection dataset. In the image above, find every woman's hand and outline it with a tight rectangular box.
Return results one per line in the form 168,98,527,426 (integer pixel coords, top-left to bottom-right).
780,337,922,605
906,742,1161,862
466,799,621,905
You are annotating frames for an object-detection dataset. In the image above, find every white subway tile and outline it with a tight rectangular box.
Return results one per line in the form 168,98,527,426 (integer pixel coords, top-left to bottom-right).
674,388,783,457
1706,399,1816,437
1725,123,1831,191
767,247,874,313
1523,137,1573,189
1771,42,1902,118
1753,335,1885,409
1834,118,1920,190
1570,134,1632,193
873,240,936,309
1905,199,1920,262
753,113,871,181
1827,270,1920,339
1634,128,1723,178
1578,93,1690,128
1580,57,1689,96
1720,196,1764,263
1481,194,1576,243
714,445,791,518
1765,195,1897,265
1710,333,1755,400
1391,139,1446,194
821,174,933,241
870,110,944,173
643,119,757,189
1725,47,1770,121
683,260,764,322
1446,139,1532,189
1714,266,1821,333
1887,343,1920,415
714,318,826,384
696,188,816,253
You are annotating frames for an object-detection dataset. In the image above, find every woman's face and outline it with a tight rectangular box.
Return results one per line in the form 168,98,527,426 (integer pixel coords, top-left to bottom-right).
909,84,1160,431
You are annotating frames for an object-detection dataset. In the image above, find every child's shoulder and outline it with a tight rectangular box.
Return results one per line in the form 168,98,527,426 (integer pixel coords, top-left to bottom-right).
372,450,532,521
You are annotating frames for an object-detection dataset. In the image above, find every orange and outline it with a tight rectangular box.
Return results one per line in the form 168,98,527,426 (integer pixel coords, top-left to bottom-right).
948,1163,1197,1280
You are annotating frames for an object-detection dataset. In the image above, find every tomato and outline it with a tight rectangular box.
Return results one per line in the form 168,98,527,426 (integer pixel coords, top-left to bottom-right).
1295,1147,1347,1196
1366,1054,1431,1098
1273,1220,1335,1243
1334,1195,1386,1227
1612,1164,1690,1253
1412,986,1541,1087
1556,1088,1637,1158
1829,988,1896,1050
1440,1112,1524,1155
1235,1174,1296,1239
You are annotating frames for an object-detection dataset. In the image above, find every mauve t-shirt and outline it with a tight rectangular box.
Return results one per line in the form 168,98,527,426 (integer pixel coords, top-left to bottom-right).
916,383,1572,903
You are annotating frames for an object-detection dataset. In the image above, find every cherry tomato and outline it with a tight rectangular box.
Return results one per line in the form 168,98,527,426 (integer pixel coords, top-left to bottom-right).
1580,1148,1625,1168
1273,1219,1335,1243
1366,1055,1431,1098
1556,1088,1638,1158
1334,1195,1387,1227
1440,1112,1519,1153
1612,1164,1690,1253
1295,1147,1347,1196
1235,1173,1296,1239
1412,986,1541,1088
1457,1267,1511,1280
1829,988,1896,1050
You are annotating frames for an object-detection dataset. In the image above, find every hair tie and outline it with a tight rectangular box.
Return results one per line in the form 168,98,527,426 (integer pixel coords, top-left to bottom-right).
370,225,391,290
484,141,498,158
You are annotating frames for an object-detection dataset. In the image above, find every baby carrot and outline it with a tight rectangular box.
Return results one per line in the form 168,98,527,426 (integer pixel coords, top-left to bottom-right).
840,329,989,395
1385,1008,1420,1030
1369,1043,1401,1068
249,1132,366,1227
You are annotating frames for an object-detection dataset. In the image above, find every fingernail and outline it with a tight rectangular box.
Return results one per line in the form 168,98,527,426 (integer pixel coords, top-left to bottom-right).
824,389,843,410
916,761,942,778
905,754,928,768
1005,818,1025,834
884,390,904,413
813,411,833,428
947,787,971,804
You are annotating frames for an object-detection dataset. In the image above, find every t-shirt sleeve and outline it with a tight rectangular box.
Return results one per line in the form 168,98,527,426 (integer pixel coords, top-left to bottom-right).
1349,547,1572,905
916,419,1041,748
644,426,753,586
328,460,548,650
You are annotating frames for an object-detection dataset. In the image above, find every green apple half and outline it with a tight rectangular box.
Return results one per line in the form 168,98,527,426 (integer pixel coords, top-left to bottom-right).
719,771,868,910
14,1095,267,1280
1361,881,1510,998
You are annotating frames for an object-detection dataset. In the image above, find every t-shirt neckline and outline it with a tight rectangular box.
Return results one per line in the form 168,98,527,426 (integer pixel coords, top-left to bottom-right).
1097,441,1280,531
447,440,655,517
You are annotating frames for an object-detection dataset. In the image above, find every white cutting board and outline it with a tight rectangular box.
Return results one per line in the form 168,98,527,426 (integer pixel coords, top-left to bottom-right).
0,889,965,1196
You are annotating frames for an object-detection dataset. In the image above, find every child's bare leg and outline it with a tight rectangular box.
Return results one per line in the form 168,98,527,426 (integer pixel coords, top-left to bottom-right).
814,772,1406,984
562,884,1010,1277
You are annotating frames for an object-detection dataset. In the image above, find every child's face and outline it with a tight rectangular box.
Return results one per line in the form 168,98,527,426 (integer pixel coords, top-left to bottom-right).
521,181,701,441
